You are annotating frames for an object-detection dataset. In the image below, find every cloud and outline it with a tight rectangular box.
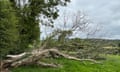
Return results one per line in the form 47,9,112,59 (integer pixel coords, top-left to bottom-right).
59,0,120,39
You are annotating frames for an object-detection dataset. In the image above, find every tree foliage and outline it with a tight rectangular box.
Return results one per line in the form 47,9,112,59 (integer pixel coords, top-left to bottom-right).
0,0,70,58
0,0,19,58
9,0,70,51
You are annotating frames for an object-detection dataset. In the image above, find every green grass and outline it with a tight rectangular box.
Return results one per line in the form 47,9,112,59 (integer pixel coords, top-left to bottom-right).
11,55,120,72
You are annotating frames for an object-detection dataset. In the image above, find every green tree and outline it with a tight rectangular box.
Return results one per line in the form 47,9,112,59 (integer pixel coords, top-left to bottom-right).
9,0,70,51
0,0,19,59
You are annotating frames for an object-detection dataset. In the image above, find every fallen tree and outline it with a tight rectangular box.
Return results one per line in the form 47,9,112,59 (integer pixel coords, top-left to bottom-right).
0,44,100,72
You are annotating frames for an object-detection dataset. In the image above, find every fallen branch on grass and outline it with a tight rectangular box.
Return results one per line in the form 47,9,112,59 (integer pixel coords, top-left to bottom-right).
0,46,100,72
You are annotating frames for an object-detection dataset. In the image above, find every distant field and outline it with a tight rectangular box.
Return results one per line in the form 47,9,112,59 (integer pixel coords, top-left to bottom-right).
12,55,120,72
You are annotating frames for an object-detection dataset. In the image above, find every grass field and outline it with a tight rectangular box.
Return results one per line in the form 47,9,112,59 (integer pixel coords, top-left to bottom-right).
11,55,120,72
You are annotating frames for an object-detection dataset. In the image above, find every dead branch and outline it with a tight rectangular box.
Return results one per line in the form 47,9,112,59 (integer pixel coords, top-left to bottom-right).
1,46,100,72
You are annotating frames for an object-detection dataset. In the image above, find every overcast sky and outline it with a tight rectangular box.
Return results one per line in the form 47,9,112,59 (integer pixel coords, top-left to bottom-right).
41,0,120,39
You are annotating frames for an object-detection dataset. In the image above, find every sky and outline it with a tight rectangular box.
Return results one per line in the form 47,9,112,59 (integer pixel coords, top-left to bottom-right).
41,0,120,40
